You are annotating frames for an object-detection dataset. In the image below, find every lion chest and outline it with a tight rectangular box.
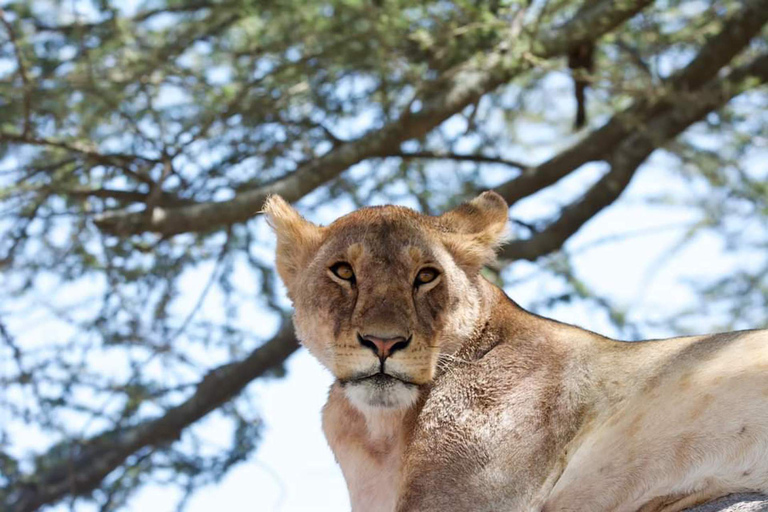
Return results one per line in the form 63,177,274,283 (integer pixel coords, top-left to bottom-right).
323,385,407,512
334,436,402,512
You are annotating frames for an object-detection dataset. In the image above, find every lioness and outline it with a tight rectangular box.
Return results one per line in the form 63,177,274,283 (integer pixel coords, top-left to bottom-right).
264,191,768,512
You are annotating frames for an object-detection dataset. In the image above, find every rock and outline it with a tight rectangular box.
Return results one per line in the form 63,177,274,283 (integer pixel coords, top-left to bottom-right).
688,494,768,511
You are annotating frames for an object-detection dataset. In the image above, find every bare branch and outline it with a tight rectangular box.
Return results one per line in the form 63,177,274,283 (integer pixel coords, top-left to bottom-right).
385,151,530,171
0,132,162,166
62,187,193,207
144,157,175,215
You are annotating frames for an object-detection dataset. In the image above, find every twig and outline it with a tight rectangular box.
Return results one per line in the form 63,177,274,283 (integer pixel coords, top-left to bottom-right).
388,150,530,171
0,132,162,166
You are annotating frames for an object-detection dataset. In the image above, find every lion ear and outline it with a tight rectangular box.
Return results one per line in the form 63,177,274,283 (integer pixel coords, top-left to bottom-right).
262,195,324,295
439,191,509,271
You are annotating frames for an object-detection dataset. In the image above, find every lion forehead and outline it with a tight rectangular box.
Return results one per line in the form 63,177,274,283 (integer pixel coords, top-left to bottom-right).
320,207,441,266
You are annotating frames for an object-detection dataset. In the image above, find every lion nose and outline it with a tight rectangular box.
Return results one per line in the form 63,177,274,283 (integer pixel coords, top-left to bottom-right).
358,334,411,360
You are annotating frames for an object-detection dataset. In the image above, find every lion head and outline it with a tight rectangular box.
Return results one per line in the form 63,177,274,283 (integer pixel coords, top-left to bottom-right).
264,192,509,411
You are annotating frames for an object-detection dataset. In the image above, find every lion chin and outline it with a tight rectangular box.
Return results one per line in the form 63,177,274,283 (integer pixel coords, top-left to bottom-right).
341,373,421,410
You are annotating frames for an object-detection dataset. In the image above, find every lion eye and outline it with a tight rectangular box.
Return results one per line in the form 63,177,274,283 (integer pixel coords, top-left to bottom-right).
415,268,439,287
330,262,355,282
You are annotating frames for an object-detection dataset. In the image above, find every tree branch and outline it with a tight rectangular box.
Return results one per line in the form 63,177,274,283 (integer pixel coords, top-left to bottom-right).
2,320,299,512
535,0,654,55
92,0,652,237
385,150,530,171
494,0,768,208
62,187,193,207
0,132,161,166
500,53,768,262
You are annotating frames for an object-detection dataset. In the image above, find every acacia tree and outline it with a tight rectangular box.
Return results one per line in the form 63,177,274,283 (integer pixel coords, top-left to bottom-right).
1,0,767,510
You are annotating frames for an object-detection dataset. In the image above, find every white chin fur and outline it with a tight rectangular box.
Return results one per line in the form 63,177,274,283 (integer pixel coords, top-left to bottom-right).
344,379,420,410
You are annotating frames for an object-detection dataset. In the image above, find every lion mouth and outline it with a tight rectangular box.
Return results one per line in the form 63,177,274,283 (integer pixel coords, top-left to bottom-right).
340,371,422,409
341,371,417,387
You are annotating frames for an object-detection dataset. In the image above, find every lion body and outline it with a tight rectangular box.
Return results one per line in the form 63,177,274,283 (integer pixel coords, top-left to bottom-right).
264,192,768,512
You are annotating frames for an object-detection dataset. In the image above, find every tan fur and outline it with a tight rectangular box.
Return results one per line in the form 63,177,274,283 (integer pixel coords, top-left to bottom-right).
264,192,768,512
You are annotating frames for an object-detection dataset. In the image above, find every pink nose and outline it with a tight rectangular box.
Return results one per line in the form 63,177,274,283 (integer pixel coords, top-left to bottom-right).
358,334,410,360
